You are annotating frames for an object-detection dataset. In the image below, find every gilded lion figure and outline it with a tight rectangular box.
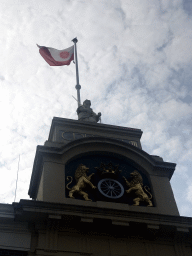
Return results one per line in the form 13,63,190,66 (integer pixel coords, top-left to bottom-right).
66,164,96,201
123,170,153,207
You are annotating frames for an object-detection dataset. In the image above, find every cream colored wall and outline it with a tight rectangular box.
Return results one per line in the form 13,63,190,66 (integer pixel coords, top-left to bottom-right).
42,161,65,203
37,168,44,201
150,175,179,215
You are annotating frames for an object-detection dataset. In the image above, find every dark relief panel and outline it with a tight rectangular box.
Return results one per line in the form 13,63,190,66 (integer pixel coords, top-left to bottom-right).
65,153,153,207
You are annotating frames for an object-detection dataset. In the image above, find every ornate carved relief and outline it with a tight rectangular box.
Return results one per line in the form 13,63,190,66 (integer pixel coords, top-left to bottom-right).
94,162,121,176
123,170,153,206
65,158,153,207
66,164,96,201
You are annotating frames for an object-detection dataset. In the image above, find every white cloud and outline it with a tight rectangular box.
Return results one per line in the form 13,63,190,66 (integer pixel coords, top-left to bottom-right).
0,0,191,217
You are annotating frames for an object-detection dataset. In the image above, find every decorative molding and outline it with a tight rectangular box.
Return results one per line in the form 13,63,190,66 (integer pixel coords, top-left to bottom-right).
60,130,138,147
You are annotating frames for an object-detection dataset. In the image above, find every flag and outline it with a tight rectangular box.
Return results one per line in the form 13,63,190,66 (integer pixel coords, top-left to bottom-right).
37,44,74,66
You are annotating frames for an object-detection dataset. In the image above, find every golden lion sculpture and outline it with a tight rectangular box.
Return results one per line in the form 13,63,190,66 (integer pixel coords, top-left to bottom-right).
66,164,96,201
123,170,153,207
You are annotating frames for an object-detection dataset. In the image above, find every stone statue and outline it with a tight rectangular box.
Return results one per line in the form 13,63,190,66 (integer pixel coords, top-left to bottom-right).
77,99,101,123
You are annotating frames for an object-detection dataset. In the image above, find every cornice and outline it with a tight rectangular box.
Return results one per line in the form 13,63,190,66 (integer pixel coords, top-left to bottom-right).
14,200,192,233
48,117,143,141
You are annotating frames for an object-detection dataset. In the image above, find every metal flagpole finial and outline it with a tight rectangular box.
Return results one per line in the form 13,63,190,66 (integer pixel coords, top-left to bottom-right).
72,37,78,43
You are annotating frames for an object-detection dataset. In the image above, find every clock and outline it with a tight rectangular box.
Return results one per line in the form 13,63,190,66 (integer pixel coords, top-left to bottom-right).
98,178,124,199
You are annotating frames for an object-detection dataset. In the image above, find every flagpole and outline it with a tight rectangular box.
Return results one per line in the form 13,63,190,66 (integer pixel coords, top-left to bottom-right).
72,37,81,107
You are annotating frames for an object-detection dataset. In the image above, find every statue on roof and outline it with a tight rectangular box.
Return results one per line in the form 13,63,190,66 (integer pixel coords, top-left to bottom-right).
77,99,101,123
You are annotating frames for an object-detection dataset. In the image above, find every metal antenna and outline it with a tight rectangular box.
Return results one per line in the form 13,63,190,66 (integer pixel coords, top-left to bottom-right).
14,155,20,202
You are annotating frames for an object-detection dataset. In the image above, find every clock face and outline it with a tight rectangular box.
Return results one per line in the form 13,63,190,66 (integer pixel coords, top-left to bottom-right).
98,178,124,199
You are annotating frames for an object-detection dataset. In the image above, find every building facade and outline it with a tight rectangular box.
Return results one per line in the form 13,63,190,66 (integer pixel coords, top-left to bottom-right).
0,117,192,255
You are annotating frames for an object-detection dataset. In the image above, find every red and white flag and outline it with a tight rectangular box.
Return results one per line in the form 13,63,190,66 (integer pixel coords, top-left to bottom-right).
37,44,74,66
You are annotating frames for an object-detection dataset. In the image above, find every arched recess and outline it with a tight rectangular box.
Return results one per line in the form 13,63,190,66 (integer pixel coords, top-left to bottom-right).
60,136,160,176
61,137,156,205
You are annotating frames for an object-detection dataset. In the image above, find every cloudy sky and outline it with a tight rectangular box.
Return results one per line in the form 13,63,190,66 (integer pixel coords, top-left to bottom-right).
0,0,192,216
